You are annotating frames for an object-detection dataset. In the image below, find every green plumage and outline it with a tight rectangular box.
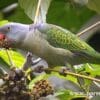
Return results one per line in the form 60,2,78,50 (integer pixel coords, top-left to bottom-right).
46,26,94,52
37,23,100,64
39,24,95,53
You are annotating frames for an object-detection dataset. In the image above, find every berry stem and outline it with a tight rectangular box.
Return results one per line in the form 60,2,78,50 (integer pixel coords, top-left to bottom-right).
33,67,100,83
5,49,15,67
77,21,100,37
34,0,42,24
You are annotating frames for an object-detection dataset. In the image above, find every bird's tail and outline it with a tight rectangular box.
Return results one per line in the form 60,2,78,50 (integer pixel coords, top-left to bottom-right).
72,50,100,65
87,51,100,64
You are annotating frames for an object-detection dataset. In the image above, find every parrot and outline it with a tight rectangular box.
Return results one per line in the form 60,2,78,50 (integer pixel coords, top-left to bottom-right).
0,22,100,67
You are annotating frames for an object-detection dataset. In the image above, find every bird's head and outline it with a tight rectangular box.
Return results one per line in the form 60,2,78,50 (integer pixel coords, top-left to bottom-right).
0,22,29,48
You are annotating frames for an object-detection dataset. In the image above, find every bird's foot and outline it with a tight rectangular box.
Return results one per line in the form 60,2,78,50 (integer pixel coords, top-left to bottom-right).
59,67,71,77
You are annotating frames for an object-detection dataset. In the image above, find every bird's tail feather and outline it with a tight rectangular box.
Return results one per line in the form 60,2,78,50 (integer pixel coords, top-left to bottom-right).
73,50,100,64
85,51,100,64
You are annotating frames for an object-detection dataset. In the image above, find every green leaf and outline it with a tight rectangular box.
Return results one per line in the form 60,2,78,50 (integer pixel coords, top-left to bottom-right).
83,63,100,76
18,0,52,22
56,90,86,100
8,6,32,23
0,20,9,26
74,0,88,5
0,0,17,9
47,0,95,33
0,57,10,73
0,50,25,68
87,0,100,14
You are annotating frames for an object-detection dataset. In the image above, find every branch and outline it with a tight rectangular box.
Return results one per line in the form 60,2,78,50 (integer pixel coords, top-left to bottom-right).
34,0,42,24
5,49,15,67
77,21,100,37
32,67,100,83
2,3,18,14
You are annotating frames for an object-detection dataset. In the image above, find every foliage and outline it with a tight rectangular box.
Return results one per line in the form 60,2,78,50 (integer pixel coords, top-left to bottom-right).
0,49,25,67
18,0,52,22
87,0,100,14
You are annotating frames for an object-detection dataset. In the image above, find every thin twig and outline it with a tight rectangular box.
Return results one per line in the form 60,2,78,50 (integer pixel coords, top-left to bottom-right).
34,0,42,24
64,70,100,82
5,49,14,67
32,67,100,83
77,21,100,37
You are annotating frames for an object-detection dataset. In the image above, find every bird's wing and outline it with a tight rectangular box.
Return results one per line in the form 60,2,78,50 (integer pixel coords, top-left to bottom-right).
44,24,95,53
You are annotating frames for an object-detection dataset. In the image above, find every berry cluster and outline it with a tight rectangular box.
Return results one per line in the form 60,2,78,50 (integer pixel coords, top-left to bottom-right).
0,68,54,100
0,68,30,100
0,38,10,49
32,79,54,100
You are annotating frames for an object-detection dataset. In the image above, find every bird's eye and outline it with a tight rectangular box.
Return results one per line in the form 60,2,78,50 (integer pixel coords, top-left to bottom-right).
7,27,10,30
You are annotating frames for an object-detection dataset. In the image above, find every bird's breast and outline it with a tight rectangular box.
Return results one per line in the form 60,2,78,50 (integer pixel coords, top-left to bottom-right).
21,30,76,66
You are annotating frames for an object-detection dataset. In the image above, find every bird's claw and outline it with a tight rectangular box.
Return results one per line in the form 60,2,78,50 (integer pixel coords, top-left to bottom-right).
59,67,70,76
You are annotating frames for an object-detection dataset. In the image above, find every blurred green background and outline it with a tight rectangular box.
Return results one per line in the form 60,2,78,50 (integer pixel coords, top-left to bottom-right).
0,0,95,31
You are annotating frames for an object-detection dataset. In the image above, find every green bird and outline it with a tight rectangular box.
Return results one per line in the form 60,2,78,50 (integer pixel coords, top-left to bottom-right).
0,22,100,66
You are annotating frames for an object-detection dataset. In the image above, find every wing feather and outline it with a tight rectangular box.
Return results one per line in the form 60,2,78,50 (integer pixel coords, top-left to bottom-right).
45,25,94,53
